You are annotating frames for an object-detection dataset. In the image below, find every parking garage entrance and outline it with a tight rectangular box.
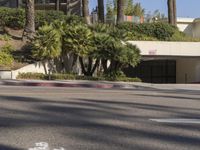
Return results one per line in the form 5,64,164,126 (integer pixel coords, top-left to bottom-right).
123,60,176,83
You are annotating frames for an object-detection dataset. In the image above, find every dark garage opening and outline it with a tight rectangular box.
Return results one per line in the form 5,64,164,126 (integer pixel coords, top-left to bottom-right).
123,60,176,83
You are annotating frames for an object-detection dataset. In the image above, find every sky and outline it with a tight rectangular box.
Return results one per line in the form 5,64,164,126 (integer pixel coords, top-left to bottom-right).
89,0,200,18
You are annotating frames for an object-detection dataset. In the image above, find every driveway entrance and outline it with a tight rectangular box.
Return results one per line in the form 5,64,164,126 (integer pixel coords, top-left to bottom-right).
124,60,176,83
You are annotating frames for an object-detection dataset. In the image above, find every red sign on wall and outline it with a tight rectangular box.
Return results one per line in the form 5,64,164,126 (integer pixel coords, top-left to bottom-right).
149,50,157,55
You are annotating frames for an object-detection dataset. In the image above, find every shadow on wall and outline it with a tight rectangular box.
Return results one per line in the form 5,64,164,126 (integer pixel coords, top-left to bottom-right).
184,23,194,37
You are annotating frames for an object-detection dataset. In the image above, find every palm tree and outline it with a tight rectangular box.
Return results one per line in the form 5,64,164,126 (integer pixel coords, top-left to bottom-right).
63,24,94,76
117,0,125,24
23,0,35,41
167,0,176,25
32,24,62,79
82,0,91,24
173,0,177,25
98,0,105,23
133,3,145,17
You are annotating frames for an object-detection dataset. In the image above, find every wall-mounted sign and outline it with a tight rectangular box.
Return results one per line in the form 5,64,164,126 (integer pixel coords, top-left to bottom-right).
149,49,157,55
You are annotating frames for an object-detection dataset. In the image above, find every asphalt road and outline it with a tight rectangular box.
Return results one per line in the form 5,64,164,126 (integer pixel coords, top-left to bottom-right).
0,85,200,150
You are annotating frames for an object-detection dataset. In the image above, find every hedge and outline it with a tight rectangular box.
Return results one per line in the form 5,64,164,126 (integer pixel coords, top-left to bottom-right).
0,7,66,29
17,72,142,82
35,10,66,28
117,22,177,40
0,7,25,29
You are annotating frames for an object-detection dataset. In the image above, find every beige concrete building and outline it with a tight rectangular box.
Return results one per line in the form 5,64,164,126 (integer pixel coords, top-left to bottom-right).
123,18,200,84
125,41,200,83
177,17,200,38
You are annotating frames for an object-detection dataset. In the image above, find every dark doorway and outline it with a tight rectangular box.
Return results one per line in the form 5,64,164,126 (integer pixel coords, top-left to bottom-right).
123,60,176,83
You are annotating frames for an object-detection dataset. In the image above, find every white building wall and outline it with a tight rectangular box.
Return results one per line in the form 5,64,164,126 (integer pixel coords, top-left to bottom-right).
11,62,49,79
129,41,200,83
176,58,200,83
128,41,200,57
0,71,12,79
192,21,200,38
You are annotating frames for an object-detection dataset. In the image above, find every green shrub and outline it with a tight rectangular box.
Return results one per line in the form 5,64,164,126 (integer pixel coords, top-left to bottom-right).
0,8,66,29
1,43,14,54
112,77,142,82
0,43,14,68
0,51,14,68
17,72,45,80
117,22,177,40
35,10,66,28
65,15,85,25
50,73,76,80
16,72,141,82
0,34,12,41
0,7,25,29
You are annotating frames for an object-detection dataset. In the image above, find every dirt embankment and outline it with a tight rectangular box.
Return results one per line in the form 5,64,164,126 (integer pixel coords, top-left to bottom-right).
0,27,25,50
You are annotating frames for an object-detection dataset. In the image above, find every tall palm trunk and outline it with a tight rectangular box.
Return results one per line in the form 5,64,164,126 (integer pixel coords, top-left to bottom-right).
168,0,176,26
98,0,104,23
23,0,35,41
168,0,173,25
55,0,60,11
82,0,91,24
173,0,177,26
16,0,19,8
117,0,125,24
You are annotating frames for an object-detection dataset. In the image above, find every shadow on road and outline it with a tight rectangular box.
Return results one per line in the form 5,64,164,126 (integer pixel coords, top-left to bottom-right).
0,95,200,149
0,144,21,150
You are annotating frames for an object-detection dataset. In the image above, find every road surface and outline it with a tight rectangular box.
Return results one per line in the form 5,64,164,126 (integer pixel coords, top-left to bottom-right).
0,85,200,150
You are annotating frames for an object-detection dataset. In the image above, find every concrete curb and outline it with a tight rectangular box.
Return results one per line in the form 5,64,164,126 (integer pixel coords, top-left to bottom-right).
1,80,138,89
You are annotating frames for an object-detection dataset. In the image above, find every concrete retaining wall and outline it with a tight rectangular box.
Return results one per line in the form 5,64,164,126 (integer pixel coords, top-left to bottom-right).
11,62,49,79
0,70,12,79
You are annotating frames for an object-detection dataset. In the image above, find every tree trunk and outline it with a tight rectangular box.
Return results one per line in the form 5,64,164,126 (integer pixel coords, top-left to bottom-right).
82,0,91,25
79,57,87,75
23,0,35,41
42,60,48,75
55,0,60,11
66,0,70,15
173,0,177,26
48,59,54,80
102,59,108,74
16,0,19,8
98,0,104,23
168,0,174,25
117,0,125,24
91,59,100,75
79,57,99,76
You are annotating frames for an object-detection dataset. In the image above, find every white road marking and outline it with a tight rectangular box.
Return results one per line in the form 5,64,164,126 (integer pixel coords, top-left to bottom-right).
150,119,200,124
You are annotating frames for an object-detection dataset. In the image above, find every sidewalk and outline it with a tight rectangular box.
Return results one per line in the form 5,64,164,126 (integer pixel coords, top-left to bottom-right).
1,79,200,91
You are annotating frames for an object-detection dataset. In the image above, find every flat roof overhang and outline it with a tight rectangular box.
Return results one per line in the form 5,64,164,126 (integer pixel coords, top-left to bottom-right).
128,41,200,57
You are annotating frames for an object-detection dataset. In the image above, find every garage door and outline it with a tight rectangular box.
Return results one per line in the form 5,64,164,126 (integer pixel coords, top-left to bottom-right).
123,60,176,83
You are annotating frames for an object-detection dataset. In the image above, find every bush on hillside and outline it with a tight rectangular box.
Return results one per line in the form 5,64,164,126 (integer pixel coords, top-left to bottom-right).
35,10,66,28
0,44,15,69
0,8,66,29
117,22,177,40
0,7,25,29
0,34,12,41
0,52,13,68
